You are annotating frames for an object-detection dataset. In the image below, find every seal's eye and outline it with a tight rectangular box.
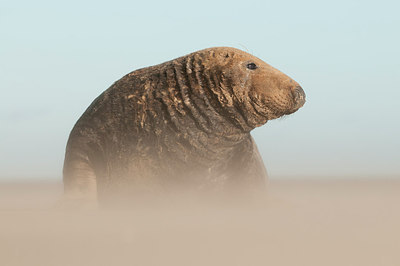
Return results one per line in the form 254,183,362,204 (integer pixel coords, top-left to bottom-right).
246,63,257,70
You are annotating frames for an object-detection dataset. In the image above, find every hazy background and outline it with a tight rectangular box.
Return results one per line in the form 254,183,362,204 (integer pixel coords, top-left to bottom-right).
1,0,399,181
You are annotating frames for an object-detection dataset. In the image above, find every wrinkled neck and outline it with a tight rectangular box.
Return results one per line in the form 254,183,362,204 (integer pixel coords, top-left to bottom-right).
155,54,255,137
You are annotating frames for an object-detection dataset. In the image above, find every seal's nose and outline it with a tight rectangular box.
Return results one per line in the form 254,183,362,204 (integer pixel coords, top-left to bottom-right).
292,86,306,109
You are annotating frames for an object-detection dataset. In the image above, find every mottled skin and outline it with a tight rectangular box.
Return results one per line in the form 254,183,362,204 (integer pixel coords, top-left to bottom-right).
63,47,305,204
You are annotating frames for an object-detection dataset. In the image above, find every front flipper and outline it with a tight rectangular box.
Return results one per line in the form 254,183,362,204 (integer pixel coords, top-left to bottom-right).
227,135,268,191
60,146,98,210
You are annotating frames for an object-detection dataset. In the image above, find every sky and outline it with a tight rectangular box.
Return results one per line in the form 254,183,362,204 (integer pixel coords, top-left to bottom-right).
1,0,399,180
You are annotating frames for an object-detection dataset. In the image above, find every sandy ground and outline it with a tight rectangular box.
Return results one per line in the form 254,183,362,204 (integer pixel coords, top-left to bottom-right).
1,179,399,266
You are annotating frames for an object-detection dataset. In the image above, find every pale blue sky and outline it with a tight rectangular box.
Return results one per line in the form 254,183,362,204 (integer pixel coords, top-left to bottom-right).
1,0,399,180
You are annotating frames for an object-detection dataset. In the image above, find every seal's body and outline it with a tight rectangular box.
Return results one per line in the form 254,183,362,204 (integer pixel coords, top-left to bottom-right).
63,47,305,203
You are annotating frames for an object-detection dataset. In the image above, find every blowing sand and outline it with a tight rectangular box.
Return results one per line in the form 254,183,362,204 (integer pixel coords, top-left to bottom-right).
1,179,399,266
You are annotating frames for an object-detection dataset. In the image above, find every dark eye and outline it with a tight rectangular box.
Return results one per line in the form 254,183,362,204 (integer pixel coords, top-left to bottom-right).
246,63,257,70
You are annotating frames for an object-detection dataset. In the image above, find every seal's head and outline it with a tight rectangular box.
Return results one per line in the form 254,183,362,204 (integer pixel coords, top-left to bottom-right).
200,47,306,129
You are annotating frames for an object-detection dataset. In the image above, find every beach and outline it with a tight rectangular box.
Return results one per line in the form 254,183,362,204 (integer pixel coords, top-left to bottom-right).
1,179,399,266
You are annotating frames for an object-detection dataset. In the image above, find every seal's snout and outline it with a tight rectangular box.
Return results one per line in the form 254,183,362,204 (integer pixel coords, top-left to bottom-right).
292,86,306,109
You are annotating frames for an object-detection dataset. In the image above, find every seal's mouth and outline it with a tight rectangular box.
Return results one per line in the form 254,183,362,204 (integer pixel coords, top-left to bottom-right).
248,85,306,122
283,108,299,116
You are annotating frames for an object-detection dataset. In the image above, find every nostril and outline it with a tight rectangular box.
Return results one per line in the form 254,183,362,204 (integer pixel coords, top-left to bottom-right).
292,86,306,107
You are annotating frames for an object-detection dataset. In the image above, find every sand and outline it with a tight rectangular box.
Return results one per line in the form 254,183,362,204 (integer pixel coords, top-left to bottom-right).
1,179,399,266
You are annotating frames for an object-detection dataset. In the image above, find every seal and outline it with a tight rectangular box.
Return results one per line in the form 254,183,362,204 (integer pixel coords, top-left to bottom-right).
63,47,305,204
